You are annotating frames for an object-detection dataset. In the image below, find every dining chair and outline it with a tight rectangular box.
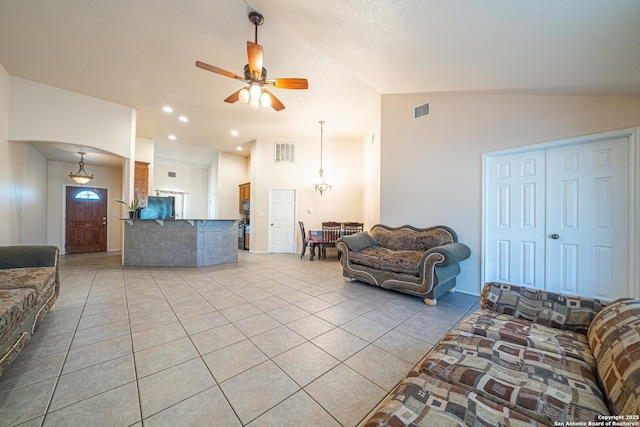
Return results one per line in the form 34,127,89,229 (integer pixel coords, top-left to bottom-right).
299,221,307,259
342,222,364,235
321,221,342,259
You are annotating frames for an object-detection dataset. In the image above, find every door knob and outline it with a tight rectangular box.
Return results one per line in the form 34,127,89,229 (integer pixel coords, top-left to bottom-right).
550,234,559,239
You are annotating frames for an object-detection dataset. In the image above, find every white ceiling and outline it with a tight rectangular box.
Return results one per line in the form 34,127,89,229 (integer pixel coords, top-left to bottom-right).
1,0,639,166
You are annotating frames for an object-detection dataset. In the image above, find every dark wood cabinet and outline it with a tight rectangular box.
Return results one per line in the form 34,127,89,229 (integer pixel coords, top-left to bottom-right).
239,182,250,213
134,161,149,208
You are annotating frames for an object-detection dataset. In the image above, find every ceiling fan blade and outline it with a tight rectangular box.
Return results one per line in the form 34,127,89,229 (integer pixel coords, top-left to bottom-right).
195,61,244,80
247,41,263,79
270,78,309,90
263,89,285,111
224,89,242,104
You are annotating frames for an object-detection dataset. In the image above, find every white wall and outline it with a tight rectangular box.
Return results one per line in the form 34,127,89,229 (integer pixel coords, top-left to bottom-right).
250,134,364,253
208,153,219,218
380,92,640,296
1,75,138,249
361,101,382,229
9,77,135,159
217,152,249,220
154,161,209,219
46,160,123,253
0,64,49,245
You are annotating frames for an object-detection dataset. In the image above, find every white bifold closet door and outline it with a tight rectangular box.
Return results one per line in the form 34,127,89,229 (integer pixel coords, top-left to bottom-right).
485,135,629,300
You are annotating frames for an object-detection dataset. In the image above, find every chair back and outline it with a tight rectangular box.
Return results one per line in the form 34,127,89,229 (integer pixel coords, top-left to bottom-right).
299,221,306,243
342,222,364,235
321,221,342,245
299,221,307,259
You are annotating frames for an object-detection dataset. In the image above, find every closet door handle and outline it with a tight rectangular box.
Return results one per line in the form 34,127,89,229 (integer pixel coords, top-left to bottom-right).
550,234,559,239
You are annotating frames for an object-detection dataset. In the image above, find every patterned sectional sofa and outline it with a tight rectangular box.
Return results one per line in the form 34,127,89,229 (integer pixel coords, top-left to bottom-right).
336,225,471,305
361,282,640,426
0,246,60,377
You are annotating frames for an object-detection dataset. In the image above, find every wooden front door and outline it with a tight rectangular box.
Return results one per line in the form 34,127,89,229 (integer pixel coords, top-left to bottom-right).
65,186,108,254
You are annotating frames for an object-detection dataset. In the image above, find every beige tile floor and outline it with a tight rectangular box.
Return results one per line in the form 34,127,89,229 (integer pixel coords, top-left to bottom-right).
0,250,479,427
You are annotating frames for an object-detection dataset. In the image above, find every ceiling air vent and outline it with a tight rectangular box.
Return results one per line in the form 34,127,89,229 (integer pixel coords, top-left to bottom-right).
168,172,176,178
414,102,430,119
274,142,295,164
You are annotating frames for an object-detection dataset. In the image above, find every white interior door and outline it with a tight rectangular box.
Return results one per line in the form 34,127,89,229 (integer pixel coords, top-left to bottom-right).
546,137,629,299
485,150,546,288
269,189,296,253
484,131,632,300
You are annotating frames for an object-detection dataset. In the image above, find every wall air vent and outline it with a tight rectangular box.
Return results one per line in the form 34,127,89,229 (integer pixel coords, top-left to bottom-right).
274,142,295,164
414,102,430,119
168,172,176,178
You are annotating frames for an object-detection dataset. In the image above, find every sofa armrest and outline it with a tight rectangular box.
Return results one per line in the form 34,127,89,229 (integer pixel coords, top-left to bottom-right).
480,282,606,334
423,242,470,267
0,246,59,269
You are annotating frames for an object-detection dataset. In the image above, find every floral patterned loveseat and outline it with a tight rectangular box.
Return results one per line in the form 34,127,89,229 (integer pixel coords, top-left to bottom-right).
0,246,60,377
336,225,471,305
360,282,640,426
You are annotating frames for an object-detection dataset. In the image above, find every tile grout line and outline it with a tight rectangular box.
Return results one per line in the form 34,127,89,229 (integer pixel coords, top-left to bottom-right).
38,261,100,427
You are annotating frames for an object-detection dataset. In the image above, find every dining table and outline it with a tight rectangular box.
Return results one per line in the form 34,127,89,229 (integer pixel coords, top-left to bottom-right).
306,230,323,261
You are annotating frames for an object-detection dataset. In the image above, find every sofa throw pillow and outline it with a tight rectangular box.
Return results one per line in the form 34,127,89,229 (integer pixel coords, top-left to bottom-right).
341,232,378,252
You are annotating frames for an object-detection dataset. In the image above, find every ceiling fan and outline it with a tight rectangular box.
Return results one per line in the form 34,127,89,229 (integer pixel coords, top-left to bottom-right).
196,11,308,111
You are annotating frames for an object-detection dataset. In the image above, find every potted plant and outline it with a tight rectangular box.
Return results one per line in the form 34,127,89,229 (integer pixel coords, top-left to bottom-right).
116,198,139,218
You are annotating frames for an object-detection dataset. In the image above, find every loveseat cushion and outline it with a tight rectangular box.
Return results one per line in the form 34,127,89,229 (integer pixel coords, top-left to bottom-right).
0,288,37,339
371,227,453,252
349,246,392,269
379,250,424,276
0,267,57,298
421,330,610,425
587,298,640,416
480,282,605,335
361,369,542,427
458,310,596,368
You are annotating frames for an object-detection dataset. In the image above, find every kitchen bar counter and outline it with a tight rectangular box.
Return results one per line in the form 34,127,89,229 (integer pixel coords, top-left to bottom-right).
122,219,238,267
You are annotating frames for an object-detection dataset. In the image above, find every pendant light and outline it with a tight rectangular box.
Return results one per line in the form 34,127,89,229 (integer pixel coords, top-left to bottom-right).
69,151,94,185
313,120,331,195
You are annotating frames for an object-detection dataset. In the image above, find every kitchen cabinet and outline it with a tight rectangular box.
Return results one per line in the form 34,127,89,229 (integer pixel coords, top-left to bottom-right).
134,161,149,208
239,182,250,212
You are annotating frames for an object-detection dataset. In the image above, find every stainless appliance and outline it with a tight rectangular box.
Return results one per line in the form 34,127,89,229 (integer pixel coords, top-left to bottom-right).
238,221,249,250
241,199,250,213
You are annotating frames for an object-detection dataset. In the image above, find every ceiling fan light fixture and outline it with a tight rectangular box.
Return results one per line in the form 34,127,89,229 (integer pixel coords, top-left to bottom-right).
238,88,250,103
260,92,271,108
195,10,307,112
249,83,262,100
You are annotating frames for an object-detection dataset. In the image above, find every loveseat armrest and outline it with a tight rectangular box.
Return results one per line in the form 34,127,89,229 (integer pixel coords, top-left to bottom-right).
423,242,470,266
480,282,606,334
0,246,59,269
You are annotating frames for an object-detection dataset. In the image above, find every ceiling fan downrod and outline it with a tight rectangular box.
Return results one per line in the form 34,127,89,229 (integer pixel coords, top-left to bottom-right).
248,11,264,44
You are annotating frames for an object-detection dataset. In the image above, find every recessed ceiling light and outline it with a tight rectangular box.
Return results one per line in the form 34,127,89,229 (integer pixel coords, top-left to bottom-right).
168,135,176,140
230,130,239,137
163,106,173,113
236,146,242,151
179,116,188,122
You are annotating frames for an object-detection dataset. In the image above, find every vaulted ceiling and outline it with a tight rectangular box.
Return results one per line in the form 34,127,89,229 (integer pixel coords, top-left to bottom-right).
1,0,639,166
